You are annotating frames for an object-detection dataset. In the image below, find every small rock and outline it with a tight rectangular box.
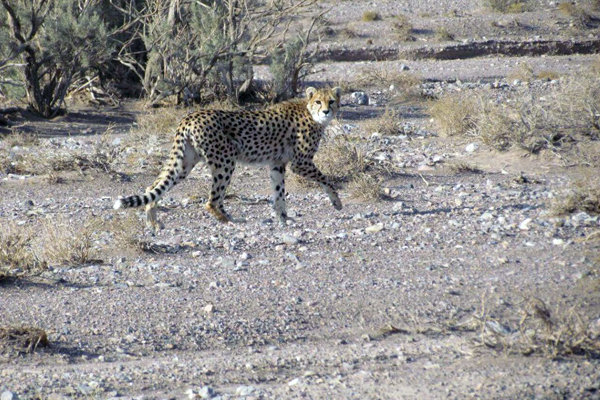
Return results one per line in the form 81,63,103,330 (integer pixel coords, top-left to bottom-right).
1,391,18,400
198,386,215,399
350,91,369,105
204,304,214,314
400,63,410,71
288,378,301,386
281,234,299,245
552,238,565,246
519,218,532,230
235,385,255,396
465,143,479,153
365,223,384,233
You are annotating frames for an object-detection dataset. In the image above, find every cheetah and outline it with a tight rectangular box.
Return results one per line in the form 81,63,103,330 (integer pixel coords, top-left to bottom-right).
113,87,343,231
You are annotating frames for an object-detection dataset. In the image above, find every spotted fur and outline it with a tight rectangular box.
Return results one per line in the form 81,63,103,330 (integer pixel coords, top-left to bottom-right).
114,87,343,231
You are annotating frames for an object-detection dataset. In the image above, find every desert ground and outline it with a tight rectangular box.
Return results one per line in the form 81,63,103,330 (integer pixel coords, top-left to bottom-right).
1,0,599,399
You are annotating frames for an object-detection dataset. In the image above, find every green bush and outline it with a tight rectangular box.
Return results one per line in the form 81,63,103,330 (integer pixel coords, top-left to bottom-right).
0,0,112,117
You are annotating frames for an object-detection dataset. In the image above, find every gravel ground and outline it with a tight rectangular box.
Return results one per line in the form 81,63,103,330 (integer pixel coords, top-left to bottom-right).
1,1,599,399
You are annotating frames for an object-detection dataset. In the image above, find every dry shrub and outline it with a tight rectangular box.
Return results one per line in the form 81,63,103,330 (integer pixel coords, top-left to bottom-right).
357,69,422,103
537,70,561,81
106,213,147,254
363,108,403,136
516,298,600,358
0,131,40,148
362,11,380,22
473,295,600,358
430,73,600,153
428,91,478,137
0,326,49,354
435,27,455,41
551,179,600,216
507,62,535,82
314,136,367,182
348,173,382,201
393,14,415,41
38,217,101,266
0,224,47,279
483,0,531,13
447,160,483,174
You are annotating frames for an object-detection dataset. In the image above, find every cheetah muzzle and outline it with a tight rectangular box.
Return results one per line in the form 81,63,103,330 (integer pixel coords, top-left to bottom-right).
113,87,343,232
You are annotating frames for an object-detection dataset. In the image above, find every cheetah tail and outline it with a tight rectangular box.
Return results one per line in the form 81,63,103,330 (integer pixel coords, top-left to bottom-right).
113,134,186,210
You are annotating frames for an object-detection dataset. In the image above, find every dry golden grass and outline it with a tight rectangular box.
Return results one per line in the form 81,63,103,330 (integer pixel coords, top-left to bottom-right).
393,14,415,41
0,326,49,354
0,224,47,280
429,72,600,155
363,108,403,136
314,136,367,181
507,62,535,82
435,27,455,41
348,173,383,201
361,11,380,22
550,179,600,216
39,217,101,266
428,91,478,137
483,0,531,13
446,160,483,174
0,131,40,148
472,294,600,358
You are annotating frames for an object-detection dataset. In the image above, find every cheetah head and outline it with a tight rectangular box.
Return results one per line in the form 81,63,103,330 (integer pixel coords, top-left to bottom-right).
306,87,341,125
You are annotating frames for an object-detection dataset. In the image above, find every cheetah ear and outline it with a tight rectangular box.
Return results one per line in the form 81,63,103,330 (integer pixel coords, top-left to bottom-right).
305,87,317,99
331,87,342,101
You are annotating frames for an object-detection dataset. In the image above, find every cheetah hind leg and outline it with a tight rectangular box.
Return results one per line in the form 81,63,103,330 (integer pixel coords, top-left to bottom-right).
145,202,164,234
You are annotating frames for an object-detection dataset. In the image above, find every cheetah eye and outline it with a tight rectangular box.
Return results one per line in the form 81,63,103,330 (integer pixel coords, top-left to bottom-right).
315,100,321,105
328,100,335,105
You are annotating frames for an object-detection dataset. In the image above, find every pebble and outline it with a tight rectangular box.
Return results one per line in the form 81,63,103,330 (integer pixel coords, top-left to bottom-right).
198,386,215,399
365,223,384,233
465,143,479,153
1,391,17,400
350,91,369,105
519,218,532,230
235,385,255,396
281,234,299,245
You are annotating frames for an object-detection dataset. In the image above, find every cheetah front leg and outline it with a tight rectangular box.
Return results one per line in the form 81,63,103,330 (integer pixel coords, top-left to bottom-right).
291,160,342,211
269,162,294,225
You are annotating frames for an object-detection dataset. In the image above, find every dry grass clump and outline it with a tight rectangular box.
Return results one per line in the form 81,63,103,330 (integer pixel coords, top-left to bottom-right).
0,131,40,148
393,14,415,41
430,72,600,154
0,224,47,280
473,295,600,358
0,326,49,354
483,0,531,13
348,173,383,201
435,27,455,41
362,11,381,22
363,108,404,136
40,218,101,266
550,179,600,216
507,62,535,82
447,160,483,174
306,136,367,184
428,91,478,137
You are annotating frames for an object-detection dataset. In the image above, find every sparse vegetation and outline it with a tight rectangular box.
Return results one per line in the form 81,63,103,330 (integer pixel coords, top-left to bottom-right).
0,224,46,280
483,0,531,13
507,62,535,82
551,179,600,216
447,160,483,174
313,136,366,182
348,172,382,201
362,11,381,22
393,14,415,41
429,73,600,154
0,326,49,354
435,27,455,41
428,91,478,137
364,108,404,136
